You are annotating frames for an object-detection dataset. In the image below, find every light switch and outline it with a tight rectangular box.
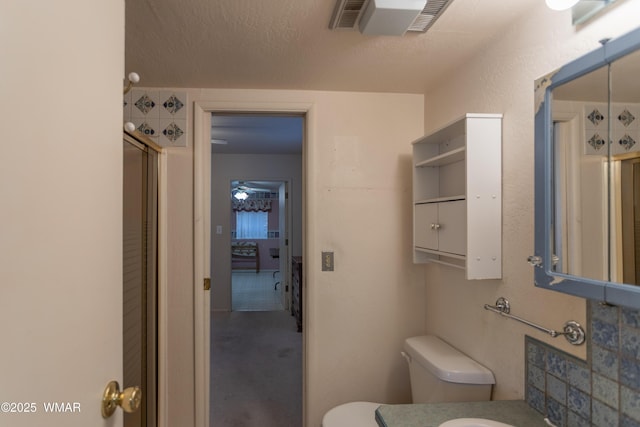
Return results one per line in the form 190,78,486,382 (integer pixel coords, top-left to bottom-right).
322,251,334,271
216,225,222,234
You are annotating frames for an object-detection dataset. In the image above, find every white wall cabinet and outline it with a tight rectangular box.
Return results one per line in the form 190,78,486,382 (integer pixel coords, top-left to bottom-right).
412,114,502,279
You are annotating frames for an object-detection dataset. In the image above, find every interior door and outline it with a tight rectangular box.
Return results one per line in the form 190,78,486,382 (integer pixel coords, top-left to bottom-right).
0,134,125,426
0,1,125,425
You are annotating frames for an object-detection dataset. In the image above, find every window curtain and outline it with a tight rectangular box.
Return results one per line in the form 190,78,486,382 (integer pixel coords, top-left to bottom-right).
236,211,268,239
232,199,272,212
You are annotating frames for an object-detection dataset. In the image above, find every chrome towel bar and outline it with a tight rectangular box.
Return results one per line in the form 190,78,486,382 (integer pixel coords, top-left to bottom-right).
484,297,585,345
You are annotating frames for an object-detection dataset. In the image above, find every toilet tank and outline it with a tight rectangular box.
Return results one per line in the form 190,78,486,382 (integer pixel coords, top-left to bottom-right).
403,335,495,403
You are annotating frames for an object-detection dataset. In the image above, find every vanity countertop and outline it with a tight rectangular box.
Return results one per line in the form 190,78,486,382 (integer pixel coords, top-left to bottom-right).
375,400,547,427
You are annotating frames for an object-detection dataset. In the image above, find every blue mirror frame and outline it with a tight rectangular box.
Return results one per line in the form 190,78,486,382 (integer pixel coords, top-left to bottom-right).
533,26,640,309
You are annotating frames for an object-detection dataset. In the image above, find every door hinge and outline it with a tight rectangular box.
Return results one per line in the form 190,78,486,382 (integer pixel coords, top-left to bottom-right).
204,278,211,291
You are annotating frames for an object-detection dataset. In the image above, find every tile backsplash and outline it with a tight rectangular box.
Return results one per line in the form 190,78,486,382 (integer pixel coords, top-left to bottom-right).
124,89,188,147
526,301,640,427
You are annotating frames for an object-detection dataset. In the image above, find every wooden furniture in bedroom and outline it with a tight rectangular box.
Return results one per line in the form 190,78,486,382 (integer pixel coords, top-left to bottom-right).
291,256,303,332
269,247,280,290
231,241,260,273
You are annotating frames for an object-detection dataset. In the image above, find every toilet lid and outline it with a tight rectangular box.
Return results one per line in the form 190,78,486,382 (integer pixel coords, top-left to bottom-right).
322,402,382,427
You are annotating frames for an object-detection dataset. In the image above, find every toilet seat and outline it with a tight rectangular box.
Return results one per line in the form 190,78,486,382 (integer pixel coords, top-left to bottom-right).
321,401,382,427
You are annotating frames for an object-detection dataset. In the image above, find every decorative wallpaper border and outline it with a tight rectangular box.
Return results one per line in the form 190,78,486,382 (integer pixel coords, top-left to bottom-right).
123,89,188,147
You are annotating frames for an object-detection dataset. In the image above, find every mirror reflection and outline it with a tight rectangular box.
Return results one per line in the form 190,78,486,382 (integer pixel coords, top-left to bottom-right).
611,49,640,284
550,49,640,285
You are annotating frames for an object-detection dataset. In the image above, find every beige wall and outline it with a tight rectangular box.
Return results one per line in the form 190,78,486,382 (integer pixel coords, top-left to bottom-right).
211,153,302,312
421,0,640,401
159,89,426,426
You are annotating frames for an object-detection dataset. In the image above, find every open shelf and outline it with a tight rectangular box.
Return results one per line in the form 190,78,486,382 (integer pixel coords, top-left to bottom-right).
412,113,503,280
415,147,465,168
415,195,465,205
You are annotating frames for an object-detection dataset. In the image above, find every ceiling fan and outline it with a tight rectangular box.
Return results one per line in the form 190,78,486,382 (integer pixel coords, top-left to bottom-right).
231,181,273,200
232,181,272,193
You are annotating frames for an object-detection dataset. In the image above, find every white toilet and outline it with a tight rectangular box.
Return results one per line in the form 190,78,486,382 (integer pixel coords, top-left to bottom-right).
321,335,495,427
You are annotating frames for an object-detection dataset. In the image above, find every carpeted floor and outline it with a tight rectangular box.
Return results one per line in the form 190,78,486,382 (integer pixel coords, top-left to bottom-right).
211,310,302,427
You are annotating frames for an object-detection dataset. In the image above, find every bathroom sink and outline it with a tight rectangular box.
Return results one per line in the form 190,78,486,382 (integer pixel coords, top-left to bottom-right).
438,418,514,427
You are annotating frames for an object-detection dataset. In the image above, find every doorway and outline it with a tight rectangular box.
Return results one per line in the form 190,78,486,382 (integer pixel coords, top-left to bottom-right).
209,112,304,426
193,101,312,427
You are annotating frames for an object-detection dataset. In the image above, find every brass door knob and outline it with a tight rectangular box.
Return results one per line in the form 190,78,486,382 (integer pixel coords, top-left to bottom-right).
101,380,142,418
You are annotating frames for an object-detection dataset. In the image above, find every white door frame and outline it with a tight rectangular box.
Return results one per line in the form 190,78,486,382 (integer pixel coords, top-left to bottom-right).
193,100,312,427
157,150,169,427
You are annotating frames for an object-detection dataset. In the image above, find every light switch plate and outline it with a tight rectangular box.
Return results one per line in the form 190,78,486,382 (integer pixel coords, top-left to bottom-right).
322,251,334,271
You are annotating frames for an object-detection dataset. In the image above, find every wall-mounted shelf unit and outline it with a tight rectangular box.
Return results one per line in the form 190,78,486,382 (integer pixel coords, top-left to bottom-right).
412,113,502,279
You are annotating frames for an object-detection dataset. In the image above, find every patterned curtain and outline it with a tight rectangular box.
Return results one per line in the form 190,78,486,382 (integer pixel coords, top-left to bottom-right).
232,199,272,212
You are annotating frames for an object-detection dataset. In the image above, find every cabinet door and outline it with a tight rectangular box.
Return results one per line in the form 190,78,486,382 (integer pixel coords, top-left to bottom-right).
438,200,466,255
415,203,438,250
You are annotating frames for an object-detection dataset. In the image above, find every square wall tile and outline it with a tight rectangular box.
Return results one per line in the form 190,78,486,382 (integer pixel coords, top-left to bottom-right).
621,357,640,389
130,89,160,120
123,90,132,120
158,118,187,147
547,350,568,379
526,384,545,414
159,91,187,119
567,359,590,393
621,325,640,359
593,399,619,427
528,364,545,390
592,344,619,380
621,386,640,423
592,373,619,408
567,387,590,420
592,317,620,350
128,118,160,140
547,374,567,405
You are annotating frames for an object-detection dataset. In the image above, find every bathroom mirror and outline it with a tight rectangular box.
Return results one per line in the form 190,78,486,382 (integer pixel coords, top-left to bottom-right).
533,26,640,309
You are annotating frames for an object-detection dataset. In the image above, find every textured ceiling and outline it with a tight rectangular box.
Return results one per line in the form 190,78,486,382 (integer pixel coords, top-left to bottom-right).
125,0,540,94
210,114,304,154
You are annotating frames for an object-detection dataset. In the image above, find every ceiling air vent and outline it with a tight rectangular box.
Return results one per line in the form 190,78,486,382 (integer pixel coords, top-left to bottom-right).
409,0,453,32
329,0,454,34
329,0,367,30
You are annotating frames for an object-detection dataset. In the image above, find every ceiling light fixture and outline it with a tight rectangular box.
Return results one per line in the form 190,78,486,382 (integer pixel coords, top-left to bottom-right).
233,191,248,201
545,0,580,11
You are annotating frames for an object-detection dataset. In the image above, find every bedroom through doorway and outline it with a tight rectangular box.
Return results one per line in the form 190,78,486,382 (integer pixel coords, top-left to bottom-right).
230,179,286,311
